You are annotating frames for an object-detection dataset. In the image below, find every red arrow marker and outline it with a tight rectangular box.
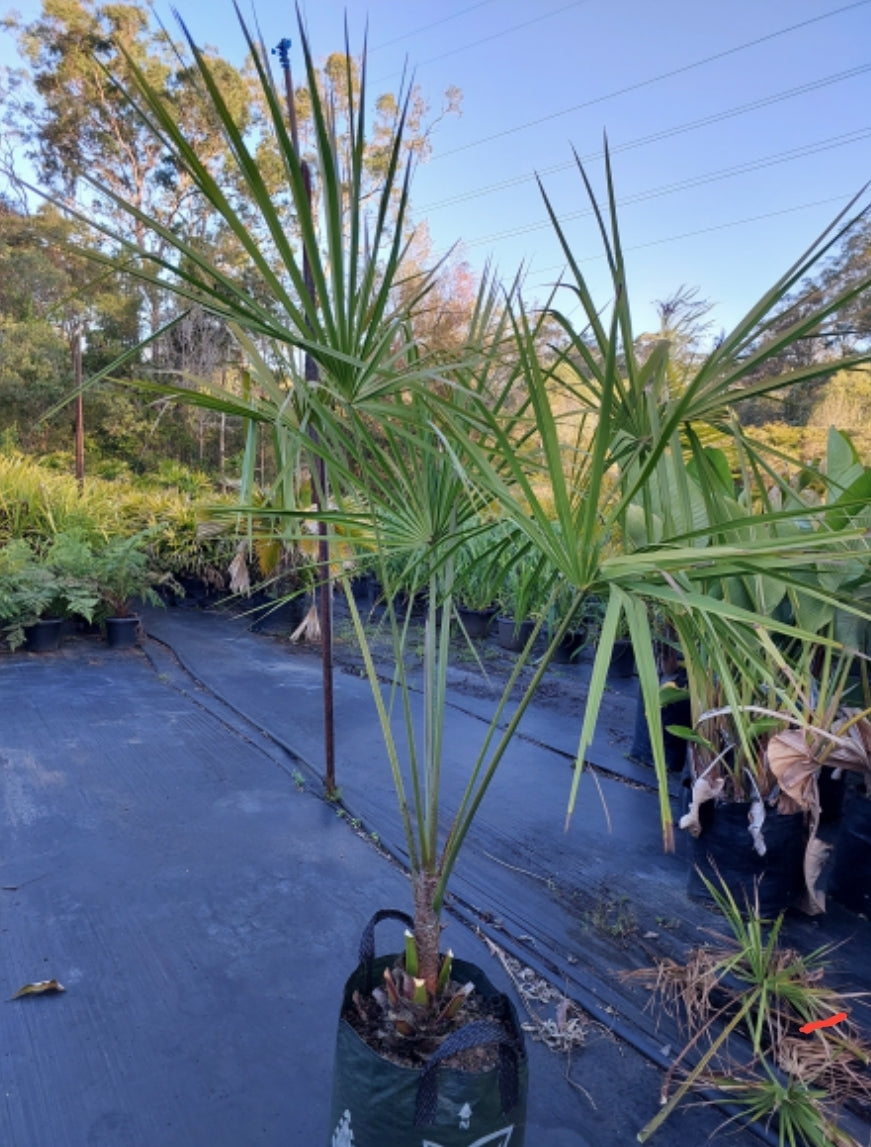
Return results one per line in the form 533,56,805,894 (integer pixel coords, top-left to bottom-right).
799,1011,848,1034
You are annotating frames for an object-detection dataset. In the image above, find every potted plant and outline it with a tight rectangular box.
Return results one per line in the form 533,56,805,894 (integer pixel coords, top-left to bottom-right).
453,518,505,638
92,532,162,648
0,539,62,651
543,579,590,665
581,595,635,676
494,541,545,654
677,631,871,917
247,541,311,636
43,531,101,636
74,21,548,1141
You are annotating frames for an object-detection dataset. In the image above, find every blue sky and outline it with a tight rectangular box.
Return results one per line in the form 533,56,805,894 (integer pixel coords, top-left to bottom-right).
3,0,870,335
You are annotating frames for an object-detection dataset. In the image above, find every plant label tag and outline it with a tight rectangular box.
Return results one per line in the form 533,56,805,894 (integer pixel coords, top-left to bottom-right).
422,1127,514,1147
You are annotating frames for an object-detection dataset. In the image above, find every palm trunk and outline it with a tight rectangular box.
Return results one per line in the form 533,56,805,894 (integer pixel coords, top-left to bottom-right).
412,871,442,994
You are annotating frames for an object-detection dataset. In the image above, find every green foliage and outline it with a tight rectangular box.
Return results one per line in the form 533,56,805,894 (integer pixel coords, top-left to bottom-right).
44,530,100,621
89,530,161,618
0,538,57,647
0,449,239,600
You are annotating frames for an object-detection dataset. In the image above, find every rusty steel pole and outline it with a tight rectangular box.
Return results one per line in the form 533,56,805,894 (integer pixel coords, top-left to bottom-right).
274,38,336,796
73,329,85,490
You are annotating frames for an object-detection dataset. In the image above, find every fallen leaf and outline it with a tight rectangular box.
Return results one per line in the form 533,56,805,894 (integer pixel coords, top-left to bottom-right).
9,979,65,1001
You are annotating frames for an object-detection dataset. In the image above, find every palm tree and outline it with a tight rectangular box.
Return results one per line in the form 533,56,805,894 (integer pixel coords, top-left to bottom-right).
56,10,871,1002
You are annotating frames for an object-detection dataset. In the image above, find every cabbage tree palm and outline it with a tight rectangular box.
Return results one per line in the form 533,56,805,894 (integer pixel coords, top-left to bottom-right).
57,11,871,993
446,152,871,848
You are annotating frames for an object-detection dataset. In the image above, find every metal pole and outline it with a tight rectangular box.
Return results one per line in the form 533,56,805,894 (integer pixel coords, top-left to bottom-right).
73,329,84,490
274,38,336,796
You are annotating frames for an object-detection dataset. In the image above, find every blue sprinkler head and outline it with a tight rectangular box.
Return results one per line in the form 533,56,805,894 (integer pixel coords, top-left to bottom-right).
272,38,292,69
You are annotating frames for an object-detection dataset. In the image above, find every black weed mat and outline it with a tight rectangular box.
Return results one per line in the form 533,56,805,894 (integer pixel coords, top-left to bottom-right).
2,609,869,1145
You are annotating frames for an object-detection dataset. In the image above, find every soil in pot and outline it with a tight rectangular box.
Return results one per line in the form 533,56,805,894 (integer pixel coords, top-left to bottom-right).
23,618,64,653
687,799,806,917
496,616,535,653
105,616,141,649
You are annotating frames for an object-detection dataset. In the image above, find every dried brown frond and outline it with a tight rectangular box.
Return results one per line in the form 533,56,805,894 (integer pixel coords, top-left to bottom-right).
290,600,320,643
777,1032,871,1106
623,947,723,1034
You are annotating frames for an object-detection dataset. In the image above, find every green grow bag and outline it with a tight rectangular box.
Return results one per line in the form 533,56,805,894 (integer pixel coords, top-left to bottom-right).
328,910,528,1147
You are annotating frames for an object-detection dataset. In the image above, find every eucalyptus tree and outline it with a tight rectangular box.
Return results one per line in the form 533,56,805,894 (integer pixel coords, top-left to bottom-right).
2,0,256,342
0,199,140,459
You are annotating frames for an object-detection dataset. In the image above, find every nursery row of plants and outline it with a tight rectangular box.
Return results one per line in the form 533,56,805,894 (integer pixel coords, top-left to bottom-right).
0,450,242,648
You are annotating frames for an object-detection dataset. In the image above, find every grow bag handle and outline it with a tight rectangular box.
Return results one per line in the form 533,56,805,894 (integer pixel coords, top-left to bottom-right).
414,1019,522,1127
357,908,414,990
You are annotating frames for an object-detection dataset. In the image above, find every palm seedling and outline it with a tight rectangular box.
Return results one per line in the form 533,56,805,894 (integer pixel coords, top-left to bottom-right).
628,874,871,1145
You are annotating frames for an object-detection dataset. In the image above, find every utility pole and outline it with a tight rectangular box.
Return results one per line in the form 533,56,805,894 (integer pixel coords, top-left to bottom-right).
273,38,336,797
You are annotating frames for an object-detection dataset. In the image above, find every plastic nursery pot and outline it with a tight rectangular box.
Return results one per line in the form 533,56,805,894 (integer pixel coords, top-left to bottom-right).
496,616,535,653
548,627,586,665
23,618,64,653
629,683,692,773
249,596,306,634
608,638,635,678
328,910,528,1147
827,791,871,915
350,573,375,607
687,800,806,918
105,616,141,649
818,765,847,826
457,606,497,640
177,575,209,607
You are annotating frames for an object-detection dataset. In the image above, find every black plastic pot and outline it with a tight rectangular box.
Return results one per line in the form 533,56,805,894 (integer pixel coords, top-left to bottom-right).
457,606,496,639
608,638,635,678
549,627,586,665
629,681,691,773
350,573,375,607
23,618,63,653
177,575,209,607
105,616,140,649
687,800,806,917
818,765,847,826
329,910,528,1147
496,616,534,653
827,792,871,915
249,596,306,633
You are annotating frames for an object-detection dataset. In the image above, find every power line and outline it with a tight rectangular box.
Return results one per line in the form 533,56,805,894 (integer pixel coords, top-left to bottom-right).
431,0,871,161
524,194,857,289
374,0,595,82
372,0,503,52
461,127,871,250
418,63,871,214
